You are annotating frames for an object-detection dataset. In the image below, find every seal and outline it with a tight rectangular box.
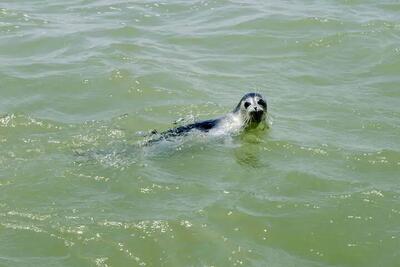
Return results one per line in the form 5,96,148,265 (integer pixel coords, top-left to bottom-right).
147,93,267,143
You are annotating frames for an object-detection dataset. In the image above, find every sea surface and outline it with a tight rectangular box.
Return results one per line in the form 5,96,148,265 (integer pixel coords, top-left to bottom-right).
1,1,400,266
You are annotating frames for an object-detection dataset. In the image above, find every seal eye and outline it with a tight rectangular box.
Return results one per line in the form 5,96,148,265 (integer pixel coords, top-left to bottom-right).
244,102,251,109
258,99,266,108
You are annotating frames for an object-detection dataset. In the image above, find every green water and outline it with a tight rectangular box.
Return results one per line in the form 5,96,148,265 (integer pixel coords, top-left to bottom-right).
1,1,400,266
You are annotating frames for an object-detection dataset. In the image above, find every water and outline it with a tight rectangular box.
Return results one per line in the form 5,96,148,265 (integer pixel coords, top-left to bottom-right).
1,0,400,266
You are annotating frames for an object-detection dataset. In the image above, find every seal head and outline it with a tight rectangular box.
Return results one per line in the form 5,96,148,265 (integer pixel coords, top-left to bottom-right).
233,93,267,129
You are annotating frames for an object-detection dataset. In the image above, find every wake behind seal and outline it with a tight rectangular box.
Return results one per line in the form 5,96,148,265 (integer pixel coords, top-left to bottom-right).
146,93,268,144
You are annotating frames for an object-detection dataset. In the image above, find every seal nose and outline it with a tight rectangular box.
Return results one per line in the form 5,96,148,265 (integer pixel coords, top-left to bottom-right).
254,106,258,111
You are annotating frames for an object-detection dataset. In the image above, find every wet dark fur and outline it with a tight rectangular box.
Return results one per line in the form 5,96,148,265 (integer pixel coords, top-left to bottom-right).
159,118,220,138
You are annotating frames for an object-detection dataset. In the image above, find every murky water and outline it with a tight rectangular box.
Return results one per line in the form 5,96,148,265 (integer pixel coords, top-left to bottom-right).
1,1,400,266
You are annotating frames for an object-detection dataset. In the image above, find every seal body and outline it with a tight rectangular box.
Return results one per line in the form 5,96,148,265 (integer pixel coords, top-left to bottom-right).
159,118,222,139
148,92,267,143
